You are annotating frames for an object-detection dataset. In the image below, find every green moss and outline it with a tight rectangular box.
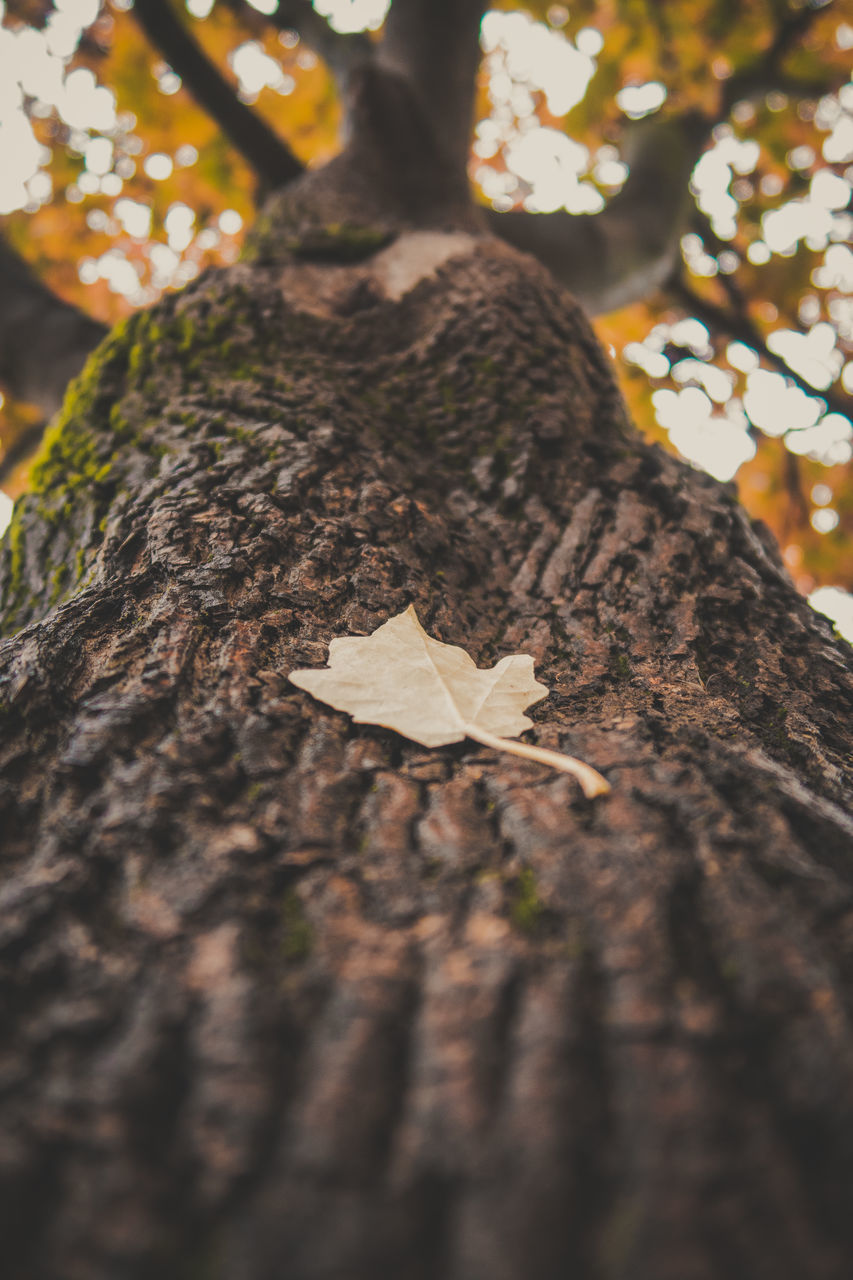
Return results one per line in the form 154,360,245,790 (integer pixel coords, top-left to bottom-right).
316,221,389,252
47,563,68,607
511,868,545,935
765,705,788,739
28,318,144,499
108,402,129,435
176,313,197,352
474,355,497,383
289,222,391,262
280,890,312,962
126,311,161,379
0,313,154,634
474,867,499,885
66,317,132,409
6,509,25,596
243,210,392,265
227,424,253,444
31,414,101,496
239,209,274,262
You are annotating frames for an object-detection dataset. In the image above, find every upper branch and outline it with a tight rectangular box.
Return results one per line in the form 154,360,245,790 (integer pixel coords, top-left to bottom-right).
265,0,372,87
0,234,106,420
487,112,709,315
378,0,487,171
486,0,839,315
671,273,853,424
132,0,303,193
721,3,833,114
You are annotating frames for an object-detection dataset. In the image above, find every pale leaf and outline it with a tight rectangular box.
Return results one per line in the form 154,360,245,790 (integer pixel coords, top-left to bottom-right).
288,606,610,797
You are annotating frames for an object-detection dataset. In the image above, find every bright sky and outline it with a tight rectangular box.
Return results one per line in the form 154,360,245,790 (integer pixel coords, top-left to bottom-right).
0,0,851,638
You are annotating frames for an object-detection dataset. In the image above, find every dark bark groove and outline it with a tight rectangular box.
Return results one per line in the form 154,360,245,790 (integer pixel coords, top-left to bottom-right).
0,236,852,1280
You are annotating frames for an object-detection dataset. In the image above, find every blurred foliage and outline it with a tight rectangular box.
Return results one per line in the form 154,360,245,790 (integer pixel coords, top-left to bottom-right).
1,0,851,596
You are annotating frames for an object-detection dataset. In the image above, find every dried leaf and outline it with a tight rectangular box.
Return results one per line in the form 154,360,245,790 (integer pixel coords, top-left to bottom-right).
288,605,609,797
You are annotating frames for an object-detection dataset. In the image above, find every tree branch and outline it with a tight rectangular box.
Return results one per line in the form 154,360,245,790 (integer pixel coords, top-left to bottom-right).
721,2,833,114
132,0,303,193
378,0,487,171
670,273,853,423
0,234,106,421
486,0,840,314
264,0,372,86
487,112,709,315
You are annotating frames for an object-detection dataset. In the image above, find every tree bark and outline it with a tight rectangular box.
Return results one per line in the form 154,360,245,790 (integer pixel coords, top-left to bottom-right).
1,221,852,1280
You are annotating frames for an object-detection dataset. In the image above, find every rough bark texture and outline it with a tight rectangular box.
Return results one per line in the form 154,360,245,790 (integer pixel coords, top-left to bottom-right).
1,231,852,1280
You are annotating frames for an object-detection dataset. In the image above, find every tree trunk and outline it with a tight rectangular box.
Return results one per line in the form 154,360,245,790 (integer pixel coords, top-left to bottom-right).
1,228,852,1280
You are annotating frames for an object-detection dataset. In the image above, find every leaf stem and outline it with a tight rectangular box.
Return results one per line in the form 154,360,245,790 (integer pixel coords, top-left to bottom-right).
464,724,610,798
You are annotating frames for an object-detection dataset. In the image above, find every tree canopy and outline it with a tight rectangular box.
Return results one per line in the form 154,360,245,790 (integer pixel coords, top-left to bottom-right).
0,0,851,632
